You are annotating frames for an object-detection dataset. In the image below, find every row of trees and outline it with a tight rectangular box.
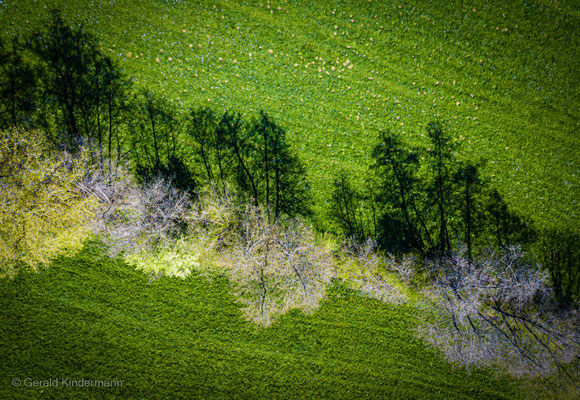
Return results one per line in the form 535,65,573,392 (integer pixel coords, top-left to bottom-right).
331,123,578,306
1,9,577,305
1,9,577,386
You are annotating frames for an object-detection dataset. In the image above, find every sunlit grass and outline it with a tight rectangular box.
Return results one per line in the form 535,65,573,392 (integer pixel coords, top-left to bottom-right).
1,0,577,232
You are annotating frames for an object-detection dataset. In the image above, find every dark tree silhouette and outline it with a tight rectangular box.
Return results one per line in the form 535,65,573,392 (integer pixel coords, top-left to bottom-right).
187,107,217,184
0,37,37,130
425,121,457,256
482,188,534,249
131,90,194,191
251,112,310,219
454,161,481,261
370,123,535,260
223,111,259,204
131,90,174,172
32,10,97,147
537,227,580,307
213,111,235,194
329,172,376,241
31,9,129,156
95,56,131,172
372,130,431,255
187,108,309,218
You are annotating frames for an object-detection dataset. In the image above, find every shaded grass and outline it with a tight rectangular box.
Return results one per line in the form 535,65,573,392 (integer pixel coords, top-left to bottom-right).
0,242,524,398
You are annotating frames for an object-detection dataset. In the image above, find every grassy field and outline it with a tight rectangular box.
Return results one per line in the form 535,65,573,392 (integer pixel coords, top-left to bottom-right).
1,0,578,231
1,2,578,398
0,242,525,399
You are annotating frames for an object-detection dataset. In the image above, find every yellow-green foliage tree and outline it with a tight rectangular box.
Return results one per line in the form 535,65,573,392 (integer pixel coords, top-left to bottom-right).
0,129,97,277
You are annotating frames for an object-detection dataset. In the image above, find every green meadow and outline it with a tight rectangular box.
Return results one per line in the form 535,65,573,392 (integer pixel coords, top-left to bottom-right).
2,0,578,230
0,243,523,399
1,1,578,398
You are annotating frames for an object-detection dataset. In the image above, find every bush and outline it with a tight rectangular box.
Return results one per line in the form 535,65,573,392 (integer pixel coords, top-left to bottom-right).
0,129,96,277
126,237,201,280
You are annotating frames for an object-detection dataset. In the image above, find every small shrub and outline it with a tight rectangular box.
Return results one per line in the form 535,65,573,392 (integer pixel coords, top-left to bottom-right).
126,237,201,280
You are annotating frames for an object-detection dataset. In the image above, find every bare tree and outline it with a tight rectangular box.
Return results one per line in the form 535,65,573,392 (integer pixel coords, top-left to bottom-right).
187,183,240,249
274,218,333,310
340,238,406,304
231,205,278,324
77,168,190,255
230,205,332,325
387,252,418,285
420,245,580,386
